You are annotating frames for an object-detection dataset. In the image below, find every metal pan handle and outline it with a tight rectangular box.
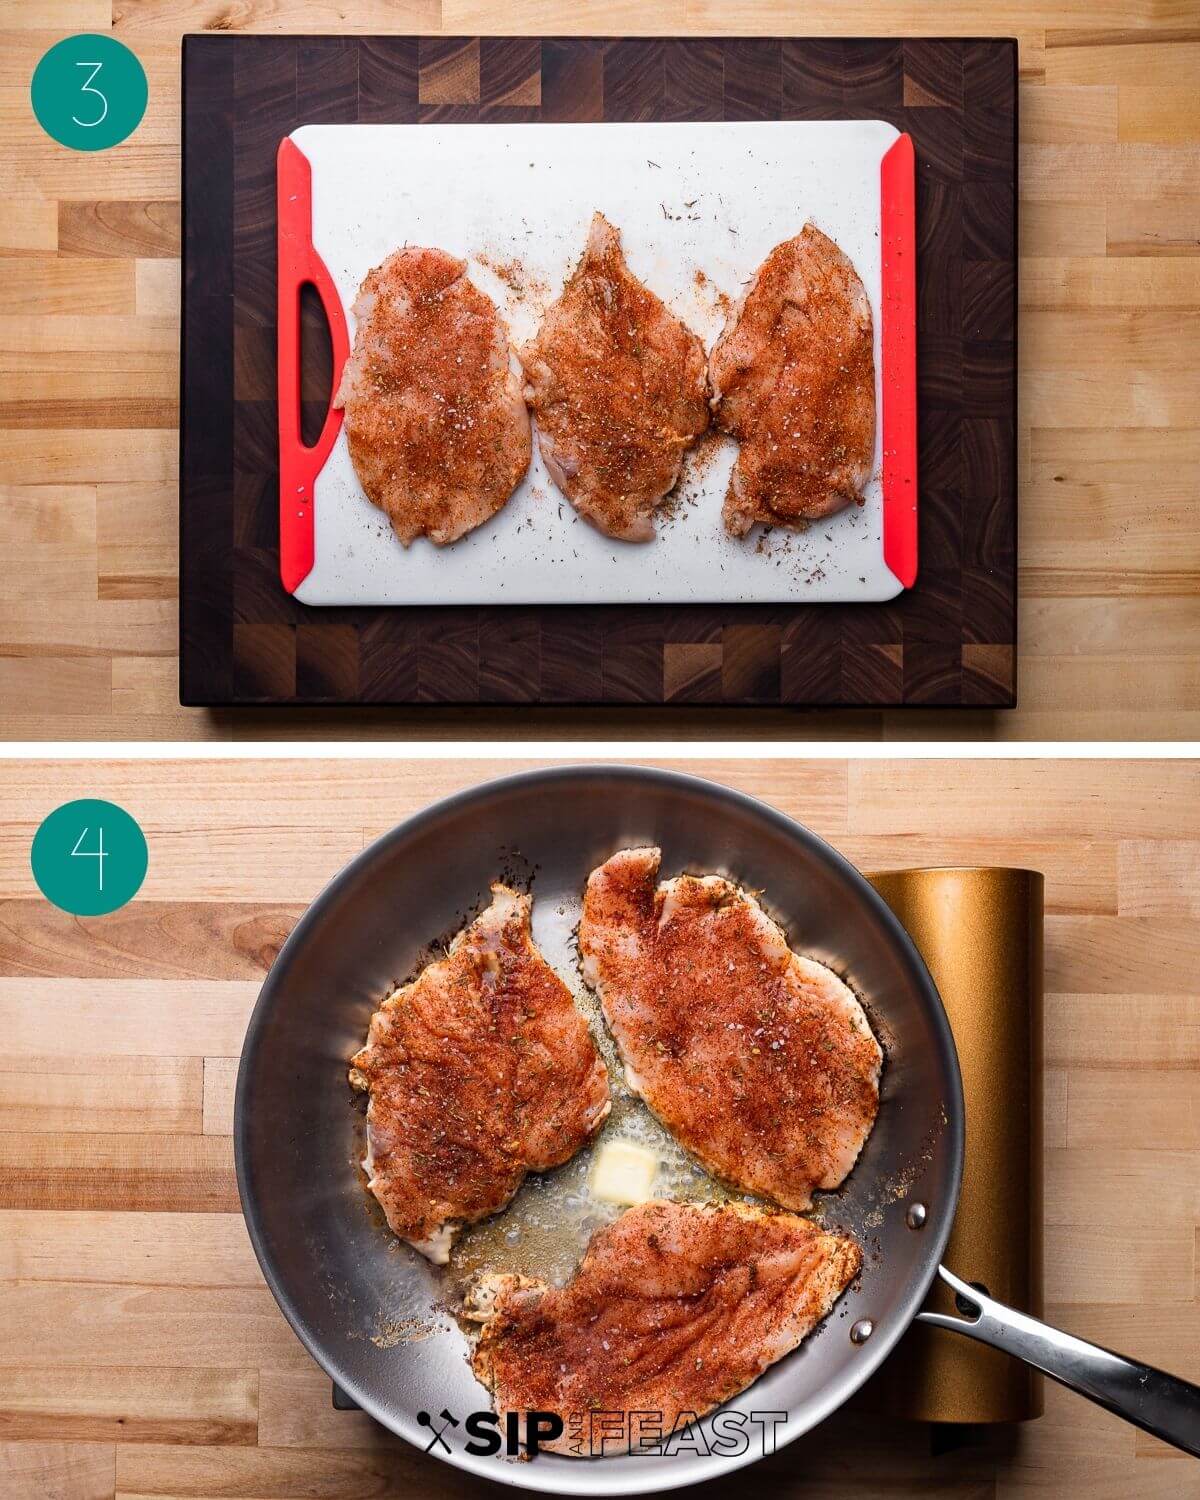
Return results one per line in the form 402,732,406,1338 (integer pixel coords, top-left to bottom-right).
918,1265,1200,1458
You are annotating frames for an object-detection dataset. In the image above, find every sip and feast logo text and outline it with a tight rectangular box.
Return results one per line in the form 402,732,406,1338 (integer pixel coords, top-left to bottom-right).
418,1407,788,1459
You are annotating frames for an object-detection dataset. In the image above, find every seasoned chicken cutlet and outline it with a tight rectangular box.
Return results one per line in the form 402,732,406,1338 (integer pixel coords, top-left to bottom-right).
521,213,709,542
467,1200,860,1455
709,225,875,536
579,848,881,1210
333,247,531,546
350,885,609,1263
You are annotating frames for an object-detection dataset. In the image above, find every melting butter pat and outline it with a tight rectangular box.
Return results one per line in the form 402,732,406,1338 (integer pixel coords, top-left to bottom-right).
590,1139,659,1205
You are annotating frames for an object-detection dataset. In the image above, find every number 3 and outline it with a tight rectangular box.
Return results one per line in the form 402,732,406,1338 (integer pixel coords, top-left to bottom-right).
72,61,108,128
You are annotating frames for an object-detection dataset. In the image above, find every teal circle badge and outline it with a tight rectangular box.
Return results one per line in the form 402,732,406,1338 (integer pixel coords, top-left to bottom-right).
31,799,148,916
31,34,148,152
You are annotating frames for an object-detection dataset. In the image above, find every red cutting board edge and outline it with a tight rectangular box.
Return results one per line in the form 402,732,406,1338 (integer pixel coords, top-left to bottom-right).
276,127,917,599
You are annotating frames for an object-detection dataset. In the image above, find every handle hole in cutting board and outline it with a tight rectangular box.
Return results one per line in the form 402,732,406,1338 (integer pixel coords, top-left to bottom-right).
299,279,334,449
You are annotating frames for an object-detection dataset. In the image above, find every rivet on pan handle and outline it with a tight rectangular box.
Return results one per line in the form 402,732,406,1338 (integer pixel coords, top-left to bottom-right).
918,1264,1200,1458
880,131,917,590
277,136,351,595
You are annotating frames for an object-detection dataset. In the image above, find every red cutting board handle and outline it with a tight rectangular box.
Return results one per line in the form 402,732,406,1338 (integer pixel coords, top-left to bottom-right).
880,132,918,589
277,136,350,594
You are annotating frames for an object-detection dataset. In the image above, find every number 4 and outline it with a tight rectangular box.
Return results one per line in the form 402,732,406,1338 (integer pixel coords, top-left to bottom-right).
71,826,107,891
73,61,108,129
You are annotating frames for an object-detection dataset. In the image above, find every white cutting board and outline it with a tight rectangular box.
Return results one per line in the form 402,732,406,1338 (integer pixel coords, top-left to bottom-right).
287,119,905,607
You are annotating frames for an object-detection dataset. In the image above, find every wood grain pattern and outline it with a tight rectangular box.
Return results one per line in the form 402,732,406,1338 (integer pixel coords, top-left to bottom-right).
0,755,1197,1497
0,11,1195,735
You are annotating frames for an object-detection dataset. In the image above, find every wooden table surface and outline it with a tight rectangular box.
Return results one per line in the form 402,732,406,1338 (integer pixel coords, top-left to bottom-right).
0,755,1197,1497
2,5,1198,740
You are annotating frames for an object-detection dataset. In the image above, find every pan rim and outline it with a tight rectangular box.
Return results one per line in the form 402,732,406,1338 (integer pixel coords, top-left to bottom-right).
235,763,966,1494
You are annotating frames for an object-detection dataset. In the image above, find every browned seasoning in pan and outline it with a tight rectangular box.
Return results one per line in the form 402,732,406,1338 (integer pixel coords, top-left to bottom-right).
350,885,610,1263
579,847,882,1211
467,1201,861,1454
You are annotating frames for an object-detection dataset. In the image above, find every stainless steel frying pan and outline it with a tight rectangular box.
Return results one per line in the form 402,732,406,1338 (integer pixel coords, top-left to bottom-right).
235,767,1200,1491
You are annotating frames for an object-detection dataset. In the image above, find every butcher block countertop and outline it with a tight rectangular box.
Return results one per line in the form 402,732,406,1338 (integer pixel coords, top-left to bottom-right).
1,755,1198,1497
1,6,1199,739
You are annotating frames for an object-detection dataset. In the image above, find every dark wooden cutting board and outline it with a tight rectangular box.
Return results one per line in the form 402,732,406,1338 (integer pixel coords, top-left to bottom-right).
180,35,1017,708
